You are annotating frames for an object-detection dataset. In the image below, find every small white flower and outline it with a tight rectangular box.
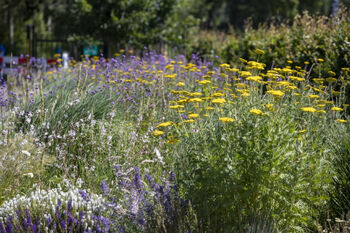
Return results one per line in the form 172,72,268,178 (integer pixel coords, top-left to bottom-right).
21,150,31,156
24,173,34,178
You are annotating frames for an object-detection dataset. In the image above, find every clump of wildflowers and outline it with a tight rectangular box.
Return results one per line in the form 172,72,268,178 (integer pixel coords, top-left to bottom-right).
102,166,196,232
0,181,107,232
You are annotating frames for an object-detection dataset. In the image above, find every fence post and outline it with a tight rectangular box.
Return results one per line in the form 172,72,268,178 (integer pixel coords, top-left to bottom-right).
32,25,36,57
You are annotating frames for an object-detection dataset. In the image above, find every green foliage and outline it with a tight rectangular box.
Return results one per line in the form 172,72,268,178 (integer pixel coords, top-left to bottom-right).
187,11,350,82
172,112,333,232
329,126,350,217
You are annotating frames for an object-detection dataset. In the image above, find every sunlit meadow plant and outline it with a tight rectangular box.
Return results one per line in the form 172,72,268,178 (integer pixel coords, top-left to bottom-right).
147,53,350,232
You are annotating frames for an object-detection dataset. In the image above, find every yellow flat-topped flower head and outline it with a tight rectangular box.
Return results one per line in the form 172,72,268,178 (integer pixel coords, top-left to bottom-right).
250,109,264,115
301,107,317,112
183,119,195,123
152,130,164,136
188,113,199,119
167,138,179,144
189,92,202,97
328,71,336,76
219,117,234,122
198,80,211,85
265,104,274,109
336,119,347,123
255,49,265,55
188,98,204,103
266,90,285,97
246,76,262,82
326,77,337,83
308,94,319,99
219,63,230,68
169,105,185,109
212,92,225,97
331,107,343,111
156,121,173,128
289,76,305,82
211,98,226,104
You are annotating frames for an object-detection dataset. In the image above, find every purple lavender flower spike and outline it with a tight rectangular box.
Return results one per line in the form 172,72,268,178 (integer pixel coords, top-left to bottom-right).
32,221,40,233
169,171,176,182
25,209,32,230
145,174,155,189
60,219,66,230
68,198,73,212
46,217,51,226
5,216,13,233
101,181,110,195
133,167,143,189
0,221,5,233
79,190,90,202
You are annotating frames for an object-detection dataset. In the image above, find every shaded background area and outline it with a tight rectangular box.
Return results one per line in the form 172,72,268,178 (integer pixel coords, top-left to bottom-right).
0,0,349,58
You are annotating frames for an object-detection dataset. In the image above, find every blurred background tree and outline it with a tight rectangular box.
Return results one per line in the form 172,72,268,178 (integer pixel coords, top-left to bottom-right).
0,0,349,56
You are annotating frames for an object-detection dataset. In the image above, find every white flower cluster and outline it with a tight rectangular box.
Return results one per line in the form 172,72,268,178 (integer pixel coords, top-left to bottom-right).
0,183,106,229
